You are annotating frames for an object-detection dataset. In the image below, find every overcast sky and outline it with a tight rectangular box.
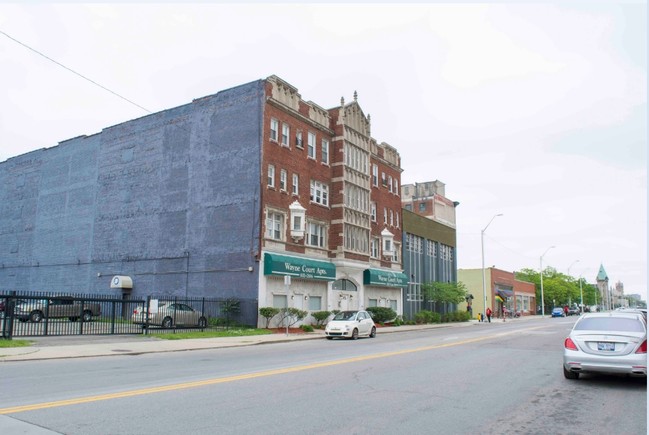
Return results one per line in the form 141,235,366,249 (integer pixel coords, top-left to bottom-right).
1,3,646,300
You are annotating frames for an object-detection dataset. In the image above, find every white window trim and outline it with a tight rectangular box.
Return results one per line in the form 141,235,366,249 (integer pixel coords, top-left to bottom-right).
280,169,287,191
281,123,290,147
307,132,316,159
292,174,299,195
267,164,275,188
270,118,279,142
321,139,329,165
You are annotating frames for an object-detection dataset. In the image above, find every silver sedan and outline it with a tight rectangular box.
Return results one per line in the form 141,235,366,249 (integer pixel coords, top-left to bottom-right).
563,312,647,379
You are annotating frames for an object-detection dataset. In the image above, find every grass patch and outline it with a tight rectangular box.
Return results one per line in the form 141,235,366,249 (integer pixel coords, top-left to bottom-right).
151,328,274,340
0,339,32,348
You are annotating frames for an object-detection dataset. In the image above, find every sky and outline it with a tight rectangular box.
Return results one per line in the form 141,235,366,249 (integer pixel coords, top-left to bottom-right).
1,2,646,300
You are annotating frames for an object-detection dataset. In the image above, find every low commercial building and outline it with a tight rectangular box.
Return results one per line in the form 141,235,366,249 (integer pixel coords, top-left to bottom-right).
458,268,536,318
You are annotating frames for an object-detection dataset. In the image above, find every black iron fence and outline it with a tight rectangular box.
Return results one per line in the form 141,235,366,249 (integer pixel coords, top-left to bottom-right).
1,291,257,339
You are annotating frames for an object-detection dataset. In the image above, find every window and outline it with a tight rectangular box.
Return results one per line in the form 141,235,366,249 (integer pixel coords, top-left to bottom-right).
273,294,287,309
394,178,399,196
388,175,393,193
281,123,290,146
270,118,279,141
292,174,299,195
307,222,326,248
372,164,378,186
370,202,377,222
381,172,387,186
419,202,426,212
393,243,400,262
371,237,380,258
266,211,284,240
396,212,399,228
280,169,287,191
389,209,394,226
308,296,322,311
383,207,387,224
405,204,412,211
267,165,275,188
307,132,316,159
321,139,329,164
310,180,329,206
296,131,303,148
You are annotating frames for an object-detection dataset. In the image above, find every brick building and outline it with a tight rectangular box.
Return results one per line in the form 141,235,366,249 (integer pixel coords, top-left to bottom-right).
0,75,407,326
458,268,536,318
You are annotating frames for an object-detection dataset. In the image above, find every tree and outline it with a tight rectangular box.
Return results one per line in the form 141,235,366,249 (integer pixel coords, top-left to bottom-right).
276,307,308,328
311,311,331,327
221,298,241,329
421,281,467,312
259,307,280,328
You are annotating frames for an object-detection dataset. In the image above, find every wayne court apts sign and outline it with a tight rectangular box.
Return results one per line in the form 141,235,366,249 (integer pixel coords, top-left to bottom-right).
263,253,336,281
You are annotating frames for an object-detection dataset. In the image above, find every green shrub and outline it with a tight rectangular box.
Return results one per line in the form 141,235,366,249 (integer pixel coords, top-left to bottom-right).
311,310,331,327
415,310,433,324
259,307,280,328
366,306,397,324
300,324,314,332
431,312,441,323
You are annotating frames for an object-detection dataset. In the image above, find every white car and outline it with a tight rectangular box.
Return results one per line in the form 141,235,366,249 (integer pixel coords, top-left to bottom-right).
325,310,376,340
563,312,647,379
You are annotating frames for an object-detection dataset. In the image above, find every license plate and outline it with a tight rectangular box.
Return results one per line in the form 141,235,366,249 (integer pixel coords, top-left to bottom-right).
597,342,615,351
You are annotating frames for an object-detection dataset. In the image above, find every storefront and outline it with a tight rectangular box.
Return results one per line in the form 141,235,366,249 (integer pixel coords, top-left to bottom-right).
363,269,409,313
260,252,336,325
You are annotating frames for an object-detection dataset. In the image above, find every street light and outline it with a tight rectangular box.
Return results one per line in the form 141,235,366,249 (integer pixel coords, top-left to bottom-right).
540,245,555,318
481,213,503,321
567,260,579,307
567,260,579,278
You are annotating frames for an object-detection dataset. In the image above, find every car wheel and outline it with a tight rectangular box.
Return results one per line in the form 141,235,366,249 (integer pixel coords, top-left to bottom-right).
162,317,173,328
82,311,92,322
369,326,376,338
30,311,43,323
69,317,78,322
326,336,333,340
197,316,207,328
563,366,579,380
351,328,359,340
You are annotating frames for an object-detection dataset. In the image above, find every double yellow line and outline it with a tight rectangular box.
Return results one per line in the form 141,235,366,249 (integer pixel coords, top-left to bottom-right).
1,325,544,414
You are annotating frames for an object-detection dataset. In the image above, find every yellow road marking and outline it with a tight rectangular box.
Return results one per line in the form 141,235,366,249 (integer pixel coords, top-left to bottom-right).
0,325,546,414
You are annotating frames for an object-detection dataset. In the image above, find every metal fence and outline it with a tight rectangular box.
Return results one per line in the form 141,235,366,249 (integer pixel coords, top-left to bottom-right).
1,291,258,339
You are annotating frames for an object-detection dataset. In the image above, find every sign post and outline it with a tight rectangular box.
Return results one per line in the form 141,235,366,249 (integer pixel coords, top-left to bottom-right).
284,275,291,336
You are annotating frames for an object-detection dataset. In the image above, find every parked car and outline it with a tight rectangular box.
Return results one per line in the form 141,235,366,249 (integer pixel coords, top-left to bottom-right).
14,297,101,322
132,302,208,328
563,312,647,379
325,310,376,340
551,307,565,318
568,307,581,316
0,298,26,317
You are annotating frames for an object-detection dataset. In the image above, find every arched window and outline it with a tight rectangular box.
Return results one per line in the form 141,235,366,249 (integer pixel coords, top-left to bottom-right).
332,279,357,292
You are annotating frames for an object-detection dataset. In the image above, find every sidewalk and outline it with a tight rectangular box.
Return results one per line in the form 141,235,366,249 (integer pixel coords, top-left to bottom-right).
0,317,536,362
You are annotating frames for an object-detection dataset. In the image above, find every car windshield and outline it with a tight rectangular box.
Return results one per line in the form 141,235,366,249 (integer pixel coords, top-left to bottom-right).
574,317,645,333
333,311,357,321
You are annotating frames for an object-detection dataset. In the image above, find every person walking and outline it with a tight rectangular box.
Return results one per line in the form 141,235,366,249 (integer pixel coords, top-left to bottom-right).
486,307,492,323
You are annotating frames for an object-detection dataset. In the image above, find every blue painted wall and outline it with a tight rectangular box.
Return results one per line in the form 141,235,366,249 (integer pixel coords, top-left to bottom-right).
0,80,264,323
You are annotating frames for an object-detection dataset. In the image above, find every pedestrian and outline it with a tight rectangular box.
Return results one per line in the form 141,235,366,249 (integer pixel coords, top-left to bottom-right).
486,307,492,323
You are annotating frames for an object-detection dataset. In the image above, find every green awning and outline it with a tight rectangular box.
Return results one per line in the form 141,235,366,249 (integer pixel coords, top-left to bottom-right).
363,269,409,288
263,253,336,281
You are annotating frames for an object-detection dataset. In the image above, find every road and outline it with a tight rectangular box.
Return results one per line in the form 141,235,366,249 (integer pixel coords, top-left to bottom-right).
1,317,646,434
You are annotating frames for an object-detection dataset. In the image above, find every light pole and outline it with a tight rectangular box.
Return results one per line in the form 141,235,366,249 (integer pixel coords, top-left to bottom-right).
567,260,579,307
567,260,579,278
540,245,555,318
481,213,503,321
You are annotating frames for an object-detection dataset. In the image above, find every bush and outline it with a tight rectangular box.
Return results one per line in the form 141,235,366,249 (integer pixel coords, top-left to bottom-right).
366,306,397,324
259,307,280,328
415,310,433,324
311,311,331,327
300,324,314,332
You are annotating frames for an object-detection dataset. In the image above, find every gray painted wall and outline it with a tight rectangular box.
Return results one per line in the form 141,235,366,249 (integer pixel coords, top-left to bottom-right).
1,80,264,322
